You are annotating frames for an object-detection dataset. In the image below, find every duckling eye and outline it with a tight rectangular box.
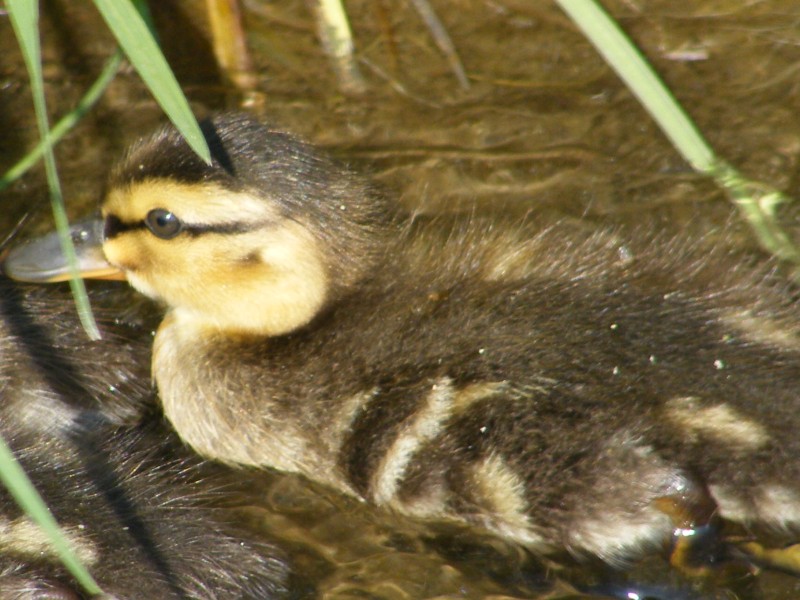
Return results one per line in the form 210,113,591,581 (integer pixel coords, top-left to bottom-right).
145,209,182,240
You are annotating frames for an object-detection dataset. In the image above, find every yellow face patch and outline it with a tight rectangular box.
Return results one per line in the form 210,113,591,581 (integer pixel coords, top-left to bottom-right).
101,179,329,336
103,179,280,226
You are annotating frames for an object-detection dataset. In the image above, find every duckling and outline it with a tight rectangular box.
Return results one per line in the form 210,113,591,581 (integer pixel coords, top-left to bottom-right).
0,278,289,599
9,112,800,569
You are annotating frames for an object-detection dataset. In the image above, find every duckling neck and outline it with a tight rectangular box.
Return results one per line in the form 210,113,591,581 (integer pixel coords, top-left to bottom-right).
152,310,358,491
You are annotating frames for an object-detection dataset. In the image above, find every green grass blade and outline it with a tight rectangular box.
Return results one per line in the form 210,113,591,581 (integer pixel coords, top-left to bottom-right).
130,0,156,38
6,0,101,341
555,0,714,172
2,13,105,584
555,0,800,264
0,50,123,193
0,434,103,596
92,0,210,163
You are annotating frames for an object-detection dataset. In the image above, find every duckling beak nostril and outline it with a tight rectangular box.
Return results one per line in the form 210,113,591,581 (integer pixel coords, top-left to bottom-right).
2,218,126,282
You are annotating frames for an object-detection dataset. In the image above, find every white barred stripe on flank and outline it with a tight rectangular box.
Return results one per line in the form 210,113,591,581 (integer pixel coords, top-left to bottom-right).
328,387,379,455
451,380,508,412
470,453,545,548
372,377,454,504
665,396,769,450
721,309,800,351
0,516,99,565
370,378,510,506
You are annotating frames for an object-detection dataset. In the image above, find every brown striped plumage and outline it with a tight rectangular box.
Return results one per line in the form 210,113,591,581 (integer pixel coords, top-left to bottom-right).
0,279,289,599
17,113,800,567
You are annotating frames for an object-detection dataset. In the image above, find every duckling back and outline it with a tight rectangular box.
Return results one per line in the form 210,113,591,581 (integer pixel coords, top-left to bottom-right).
0,279,289,599
0,420,289,599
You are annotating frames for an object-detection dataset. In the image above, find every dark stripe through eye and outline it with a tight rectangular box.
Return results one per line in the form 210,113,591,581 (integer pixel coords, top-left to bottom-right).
103,214,143,240
103,214,263,241
183,221,259,236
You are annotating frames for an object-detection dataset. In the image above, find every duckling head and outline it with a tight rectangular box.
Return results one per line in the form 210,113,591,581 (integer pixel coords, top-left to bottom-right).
98,113,395,336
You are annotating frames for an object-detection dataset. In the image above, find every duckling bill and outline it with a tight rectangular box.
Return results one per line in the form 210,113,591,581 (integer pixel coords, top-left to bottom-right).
9,112,800,567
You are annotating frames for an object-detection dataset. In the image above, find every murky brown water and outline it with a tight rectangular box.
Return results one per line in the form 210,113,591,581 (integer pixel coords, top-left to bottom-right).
2,1,800,598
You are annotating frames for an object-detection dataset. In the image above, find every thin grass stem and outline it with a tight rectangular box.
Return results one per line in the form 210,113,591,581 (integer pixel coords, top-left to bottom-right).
555,0,799,264
7,0,101,340
3,1,104,590
0,50,123,193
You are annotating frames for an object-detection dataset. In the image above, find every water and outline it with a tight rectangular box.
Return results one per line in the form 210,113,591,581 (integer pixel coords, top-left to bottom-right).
1,1,799,597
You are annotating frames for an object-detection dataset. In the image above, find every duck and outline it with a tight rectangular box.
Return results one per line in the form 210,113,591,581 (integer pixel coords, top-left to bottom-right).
7,111,800,572
0,277,289,599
